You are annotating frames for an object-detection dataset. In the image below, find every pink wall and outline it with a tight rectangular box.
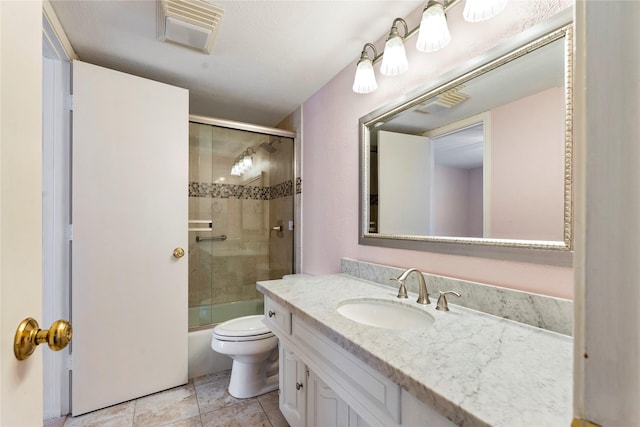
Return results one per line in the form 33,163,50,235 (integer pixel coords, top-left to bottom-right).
433,165,474,237
301,1,574,299
490,87,566,240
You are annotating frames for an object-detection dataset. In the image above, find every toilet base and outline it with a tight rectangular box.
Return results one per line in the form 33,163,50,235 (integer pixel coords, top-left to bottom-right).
228,359,279,398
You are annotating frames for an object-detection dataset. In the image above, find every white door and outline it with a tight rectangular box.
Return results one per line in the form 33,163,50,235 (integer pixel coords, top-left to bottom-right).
71,60,189,415
377,131,431,236
0,1,44,425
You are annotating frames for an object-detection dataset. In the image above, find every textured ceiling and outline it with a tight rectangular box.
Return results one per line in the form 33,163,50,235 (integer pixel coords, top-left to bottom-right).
50,0,424,127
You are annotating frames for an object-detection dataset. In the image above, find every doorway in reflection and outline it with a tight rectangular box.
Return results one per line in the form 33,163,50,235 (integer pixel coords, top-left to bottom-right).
431,122,484,238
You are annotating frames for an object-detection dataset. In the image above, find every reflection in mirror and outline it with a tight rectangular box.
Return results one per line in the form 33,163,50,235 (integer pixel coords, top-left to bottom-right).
430,120,484,238
360,22,573,262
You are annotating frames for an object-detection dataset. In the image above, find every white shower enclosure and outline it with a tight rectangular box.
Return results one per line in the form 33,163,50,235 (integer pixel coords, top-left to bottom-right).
188,117,295,329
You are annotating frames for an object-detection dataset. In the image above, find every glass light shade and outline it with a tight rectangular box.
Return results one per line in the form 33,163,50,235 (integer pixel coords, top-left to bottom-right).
463,0,508,22
416,3,451,53
242,155,252,169
231,163,241,176
380,35,408,76
352,58,378,94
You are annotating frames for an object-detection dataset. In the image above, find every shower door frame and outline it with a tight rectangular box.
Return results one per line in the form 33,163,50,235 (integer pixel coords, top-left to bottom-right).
188,114,299,311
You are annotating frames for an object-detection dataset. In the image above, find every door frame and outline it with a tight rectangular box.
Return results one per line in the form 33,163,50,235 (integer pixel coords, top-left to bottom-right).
42,1,77,419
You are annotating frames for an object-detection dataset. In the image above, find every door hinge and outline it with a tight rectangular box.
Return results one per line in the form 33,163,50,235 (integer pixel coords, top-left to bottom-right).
65,95,74,111
66,354,73,370
65,224,73,241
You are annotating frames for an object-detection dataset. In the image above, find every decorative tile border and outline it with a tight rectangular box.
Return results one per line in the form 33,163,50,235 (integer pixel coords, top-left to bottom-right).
271,180,293,199
189,179,295,200
341,258,573,336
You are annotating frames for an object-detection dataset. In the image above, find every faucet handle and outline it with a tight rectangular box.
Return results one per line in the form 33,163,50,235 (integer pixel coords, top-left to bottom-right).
390,278,408,299
436,291,460,311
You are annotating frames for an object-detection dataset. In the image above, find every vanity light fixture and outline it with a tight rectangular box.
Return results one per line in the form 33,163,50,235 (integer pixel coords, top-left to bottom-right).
463,0,508,22
230,155,243,176
242,148,253,170
352,0,508,94
380,18,409,76
416,0,451,53
230,147,255,176
352,43,378,94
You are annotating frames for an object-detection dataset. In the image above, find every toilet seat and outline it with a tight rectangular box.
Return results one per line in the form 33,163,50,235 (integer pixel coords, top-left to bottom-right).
213,314,274,342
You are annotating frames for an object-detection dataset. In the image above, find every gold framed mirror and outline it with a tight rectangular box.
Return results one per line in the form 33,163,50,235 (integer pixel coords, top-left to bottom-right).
359,18,573,266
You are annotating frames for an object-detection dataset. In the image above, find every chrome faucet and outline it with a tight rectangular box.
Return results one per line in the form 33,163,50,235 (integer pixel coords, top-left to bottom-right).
391,268,431,305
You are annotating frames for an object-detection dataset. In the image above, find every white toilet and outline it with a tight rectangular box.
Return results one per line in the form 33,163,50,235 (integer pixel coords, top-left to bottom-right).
211,314,279,398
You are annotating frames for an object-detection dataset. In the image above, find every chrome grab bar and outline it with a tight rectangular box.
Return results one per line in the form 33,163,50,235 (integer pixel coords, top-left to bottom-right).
196,235,227,242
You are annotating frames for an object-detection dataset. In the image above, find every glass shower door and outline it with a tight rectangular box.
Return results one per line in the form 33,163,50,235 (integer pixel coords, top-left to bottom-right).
188,121,294,329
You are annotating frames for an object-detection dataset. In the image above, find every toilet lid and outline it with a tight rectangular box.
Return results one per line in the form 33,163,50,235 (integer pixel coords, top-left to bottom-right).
213,315,273,339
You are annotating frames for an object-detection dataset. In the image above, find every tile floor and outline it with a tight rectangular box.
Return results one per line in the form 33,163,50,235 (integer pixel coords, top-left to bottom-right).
44,370,289,427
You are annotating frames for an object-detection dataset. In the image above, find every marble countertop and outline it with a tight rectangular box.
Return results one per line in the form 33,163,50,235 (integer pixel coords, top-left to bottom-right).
257,274,573,427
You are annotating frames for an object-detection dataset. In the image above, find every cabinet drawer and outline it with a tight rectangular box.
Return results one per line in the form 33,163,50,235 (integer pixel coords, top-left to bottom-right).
264,296,292,335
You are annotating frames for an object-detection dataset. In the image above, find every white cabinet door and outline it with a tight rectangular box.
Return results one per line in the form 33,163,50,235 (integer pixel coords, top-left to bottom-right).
348,408,371,427
306,369,349,427
306,370,370,427
71,60,189,415
280,344,307,427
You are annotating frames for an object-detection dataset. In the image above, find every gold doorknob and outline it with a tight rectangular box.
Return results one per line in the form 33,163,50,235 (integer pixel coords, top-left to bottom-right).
173,247,185,258
14,318,73,361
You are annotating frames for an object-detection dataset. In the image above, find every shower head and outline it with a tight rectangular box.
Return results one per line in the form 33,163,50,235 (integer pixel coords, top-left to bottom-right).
260,141,277,153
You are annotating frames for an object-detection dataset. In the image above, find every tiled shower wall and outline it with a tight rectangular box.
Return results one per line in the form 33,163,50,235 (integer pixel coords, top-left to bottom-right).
188,123,294,313
267,136,295,280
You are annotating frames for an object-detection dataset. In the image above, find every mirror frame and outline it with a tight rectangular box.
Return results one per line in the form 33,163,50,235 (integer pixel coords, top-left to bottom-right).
359,14,573,266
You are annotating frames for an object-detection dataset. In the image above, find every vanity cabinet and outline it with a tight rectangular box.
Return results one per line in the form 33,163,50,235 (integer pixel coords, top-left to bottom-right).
263,296,454,427
279,341,370,427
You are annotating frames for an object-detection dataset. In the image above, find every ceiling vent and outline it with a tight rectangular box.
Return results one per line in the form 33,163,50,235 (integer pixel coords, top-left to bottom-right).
157,0,223,54
415,86,469,114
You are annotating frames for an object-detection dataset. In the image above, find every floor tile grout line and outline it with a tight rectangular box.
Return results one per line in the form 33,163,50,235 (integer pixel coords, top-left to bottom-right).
131,394,138,427
257,396,275,427
193,377,205,426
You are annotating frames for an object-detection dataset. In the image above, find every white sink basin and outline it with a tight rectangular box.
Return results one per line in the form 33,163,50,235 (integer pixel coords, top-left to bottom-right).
336,298,434,331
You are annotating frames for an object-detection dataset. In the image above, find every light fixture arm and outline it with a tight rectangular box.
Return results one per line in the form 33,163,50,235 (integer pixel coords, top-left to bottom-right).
390,17,409,40
358,42,379,63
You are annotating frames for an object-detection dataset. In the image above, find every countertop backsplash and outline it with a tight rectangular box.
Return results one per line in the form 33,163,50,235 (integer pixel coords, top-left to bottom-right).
341,258,573,336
